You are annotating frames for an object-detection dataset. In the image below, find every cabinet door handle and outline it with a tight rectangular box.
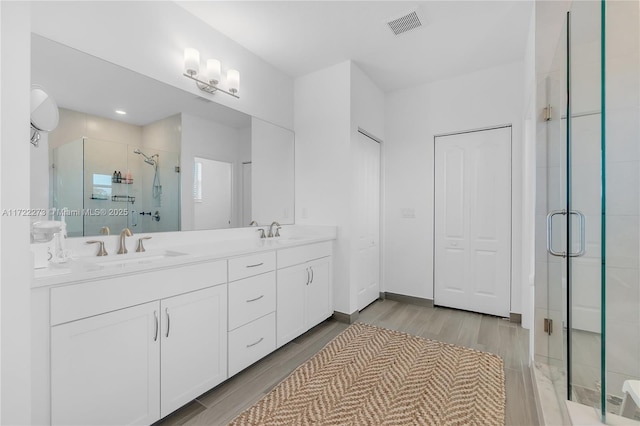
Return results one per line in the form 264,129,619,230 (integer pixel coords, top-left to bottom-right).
306,267,310,285
246,295,264,303
165,308,170,338
246,337,264,348
246,262,264,268
310,267,314,284
153,310,159,342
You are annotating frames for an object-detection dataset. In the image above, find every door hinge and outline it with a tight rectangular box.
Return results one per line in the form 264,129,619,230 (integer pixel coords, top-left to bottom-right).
543,105,552,121
544,318,553,335
175,166,180,173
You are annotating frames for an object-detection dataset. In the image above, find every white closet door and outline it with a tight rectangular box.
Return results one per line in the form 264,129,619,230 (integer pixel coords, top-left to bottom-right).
354,131,381,311
434,127,511,317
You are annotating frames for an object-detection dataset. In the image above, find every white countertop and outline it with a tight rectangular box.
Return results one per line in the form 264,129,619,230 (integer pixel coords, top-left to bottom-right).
33,235,335,288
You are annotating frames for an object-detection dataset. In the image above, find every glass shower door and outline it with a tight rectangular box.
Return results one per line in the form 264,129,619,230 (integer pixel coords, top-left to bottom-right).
546,1,605,421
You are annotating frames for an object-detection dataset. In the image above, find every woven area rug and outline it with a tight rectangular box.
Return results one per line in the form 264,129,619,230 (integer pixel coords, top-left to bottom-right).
229,322,505,426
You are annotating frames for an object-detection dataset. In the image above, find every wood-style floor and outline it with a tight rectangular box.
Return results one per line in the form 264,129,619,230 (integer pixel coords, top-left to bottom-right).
157,300,540,426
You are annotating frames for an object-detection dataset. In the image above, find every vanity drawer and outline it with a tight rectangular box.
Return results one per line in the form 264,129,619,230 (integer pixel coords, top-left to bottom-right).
228,271,276,331
277,241,332,269
228,251,275,282
51,260,226,326
228,313,276,376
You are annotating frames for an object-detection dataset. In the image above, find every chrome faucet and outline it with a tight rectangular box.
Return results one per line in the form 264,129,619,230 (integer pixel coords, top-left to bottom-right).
268,221,281,238
118,228,133,254
99,226,111,236
249,220,259,226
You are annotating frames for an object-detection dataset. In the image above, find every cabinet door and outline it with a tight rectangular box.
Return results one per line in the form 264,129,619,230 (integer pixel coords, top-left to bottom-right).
276,263,307,348
305,257,332,329
51,301,160,426
160,285,228,417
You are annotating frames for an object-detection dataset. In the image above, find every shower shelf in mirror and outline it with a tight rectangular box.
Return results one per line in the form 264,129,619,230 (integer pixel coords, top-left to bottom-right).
111,179,133,184
111,195,135,204
90,195,109,201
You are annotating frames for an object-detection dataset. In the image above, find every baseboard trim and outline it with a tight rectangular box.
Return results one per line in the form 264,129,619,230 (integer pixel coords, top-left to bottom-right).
382,292,434,308
510,313,522,324
332,310,360,324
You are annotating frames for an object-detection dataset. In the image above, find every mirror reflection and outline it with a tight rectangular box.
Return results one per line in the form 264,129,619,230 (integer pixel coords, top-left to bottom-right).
30,34,294,237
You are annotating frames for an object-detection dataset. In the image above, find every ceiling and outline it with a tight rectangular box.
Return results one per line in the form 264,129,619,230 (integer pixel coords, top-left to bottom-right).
176,1,534,92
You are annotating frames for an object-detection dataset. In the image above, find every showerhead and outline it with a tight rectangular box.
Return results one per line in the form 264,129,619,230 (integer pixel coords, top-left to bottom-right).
134,149,158,166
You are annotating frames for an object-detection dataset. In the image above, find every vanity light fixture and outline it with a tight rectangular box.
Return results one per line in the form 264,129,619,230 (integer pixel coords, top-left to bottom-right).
115,110,127,115
182,48,240,98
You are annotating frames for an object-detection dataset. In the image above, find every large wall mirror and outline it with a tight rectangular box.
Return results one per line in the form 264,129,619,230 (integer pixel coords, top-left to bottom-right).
30,34,294,237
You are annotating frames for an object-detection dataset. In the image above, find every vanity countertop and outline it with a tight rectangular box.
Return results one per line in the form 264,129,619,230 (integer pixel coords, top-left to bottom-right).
33,235,335,289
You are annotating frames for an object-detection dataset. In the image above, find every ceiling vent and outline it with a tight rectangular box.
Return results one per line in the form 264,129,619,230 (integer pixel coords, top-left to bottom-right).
387,10,423,36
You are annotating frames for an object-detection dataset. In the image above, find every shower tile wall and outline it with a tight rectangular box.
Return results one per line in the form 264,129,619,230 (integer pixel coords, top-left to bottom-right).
604,0,640,400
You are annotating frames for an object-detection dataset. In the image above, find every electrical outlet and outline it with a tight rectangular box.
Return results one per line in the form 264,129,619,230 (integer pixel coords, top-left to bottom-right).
401,208,416,219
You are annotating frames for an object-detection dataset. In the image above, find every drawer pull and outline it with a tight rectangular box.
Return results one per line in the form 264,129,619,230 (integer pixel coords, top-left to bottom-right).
246,262,264,268
246,337,264,348
310,267,314,284
306,268,310,285
246,295,264,303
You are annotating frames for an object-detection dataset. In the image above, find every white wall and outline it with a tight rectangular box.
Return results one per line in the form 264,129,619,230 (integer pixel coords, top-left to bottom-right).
181,113,248,231
296,61,384,315
1,2,32,423
295,61,351,314
521,5,537,334
30,1,293,130
384,61,525,314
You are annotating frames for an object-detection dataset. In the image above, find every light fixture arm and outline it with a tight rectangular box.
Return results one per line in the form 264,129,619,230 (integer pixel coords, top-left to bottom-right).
183,73,240,99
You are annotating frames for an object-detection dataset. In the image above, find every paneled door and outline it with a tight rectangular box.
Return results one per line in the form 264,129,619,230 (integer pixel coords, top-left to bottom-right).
354,130,381,311
434,126,511,317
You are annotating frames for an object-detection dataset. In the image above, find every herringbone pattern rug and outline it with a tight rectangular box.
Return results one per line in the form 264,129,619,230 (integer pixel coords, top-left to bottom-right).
229,322,505,425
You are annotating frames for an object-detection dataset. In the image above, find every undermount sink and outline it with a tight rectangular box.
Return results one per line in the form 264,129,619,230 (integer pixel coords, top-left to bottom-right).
268,236,308,244
82,250,187,268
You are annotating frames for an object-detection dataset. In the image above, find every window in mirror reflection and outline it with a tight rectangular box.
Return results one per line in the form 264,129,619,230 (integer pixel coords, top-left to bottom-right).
91,174,112,201
193,157,233,230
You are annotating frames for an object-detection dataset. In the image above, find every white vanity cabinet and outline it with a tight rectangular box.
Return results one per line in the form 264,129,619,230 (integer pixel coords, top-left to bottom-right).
160,285,227,417
227,251,277,376
51,301,161,426
49,261,227,426
276,242,332,348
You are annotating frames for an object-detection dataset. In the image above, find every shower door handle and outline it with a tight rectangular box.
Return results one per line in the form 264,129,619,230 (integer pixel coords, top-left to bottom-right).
568,210,586,257
547,210,567,257
546,209,586,258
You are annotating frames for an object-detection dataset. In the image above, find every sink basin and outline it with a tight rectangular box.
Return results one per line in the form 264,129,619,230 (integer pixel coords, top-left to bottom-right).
268,236,309,245
82,250,187,268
